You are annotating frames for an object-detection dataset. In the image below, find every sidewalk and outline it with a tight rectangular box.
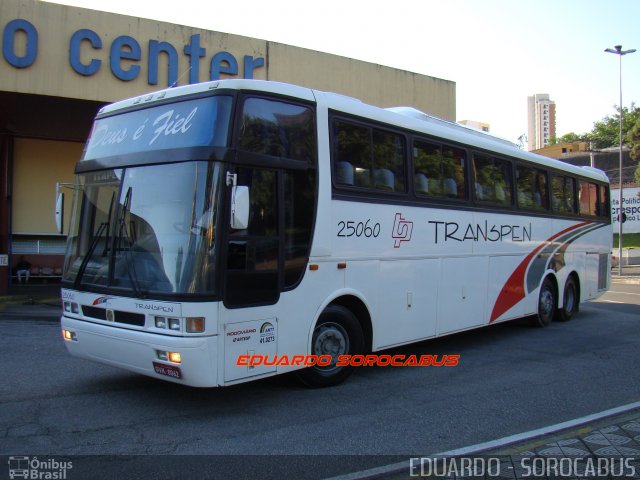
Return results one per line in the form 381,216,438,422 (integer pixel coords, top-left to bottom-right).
360,404,640,480
611,264,640,284
0,284,61,322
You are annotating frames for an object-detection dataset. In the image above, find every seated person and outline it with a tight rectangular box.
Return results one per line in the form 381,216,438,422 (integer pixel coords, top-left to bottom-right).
15,256,31,284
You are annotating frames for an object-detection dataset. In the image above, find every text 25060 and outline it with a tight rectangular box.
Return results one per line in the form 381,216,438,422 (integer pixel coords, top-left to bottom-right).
337,220,381,238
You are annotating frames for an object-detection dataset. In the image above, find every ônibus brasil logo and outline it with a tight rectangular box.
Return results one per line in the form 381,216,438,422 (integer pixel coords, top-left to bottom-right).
8,456,73,479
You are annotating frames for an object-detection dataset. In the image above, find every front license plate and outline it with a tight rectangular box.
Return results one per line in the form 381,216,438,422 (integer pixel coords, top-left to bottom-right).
153,362,182,379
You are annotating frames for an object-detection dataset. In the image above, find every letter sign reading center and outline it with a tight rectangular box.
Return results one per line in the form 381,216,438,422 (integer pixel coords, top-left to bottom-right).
2,17,265,86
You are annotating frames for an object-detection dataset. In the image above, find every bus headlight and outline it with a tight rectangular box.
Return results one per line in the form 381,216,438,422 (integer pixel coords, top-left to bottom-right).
168,318,181,331
156,350,181,364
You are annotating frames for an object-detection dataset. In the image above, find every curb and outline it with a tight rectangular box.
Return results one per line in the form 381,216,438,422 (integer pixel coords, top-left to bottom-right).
0,296,61,305
322,402,640,480
611,277,640,285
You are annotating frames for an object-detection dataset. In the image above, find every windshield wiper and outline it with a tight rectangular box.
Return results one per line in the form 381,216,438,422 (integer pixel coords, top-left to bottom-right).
74,221,107,290
74,191,116,290
101,191,115,257
116,187,148,299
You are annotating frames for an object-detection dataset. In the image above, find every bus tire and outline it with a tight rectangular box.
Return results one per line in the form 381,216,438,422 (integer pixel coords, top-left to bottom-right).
531,276,556,328
555,276,578,322
297,304,364,388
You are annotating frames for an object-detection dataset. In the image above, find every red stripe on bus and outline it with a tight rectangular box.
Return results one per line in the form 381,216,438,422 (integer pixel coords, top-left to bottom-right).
489,222,590,323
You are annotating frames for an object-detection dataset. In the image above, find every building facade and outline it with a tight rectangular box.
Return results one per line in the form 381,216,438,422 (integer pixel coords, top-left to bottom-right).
0,0,456,294
527,94,556,151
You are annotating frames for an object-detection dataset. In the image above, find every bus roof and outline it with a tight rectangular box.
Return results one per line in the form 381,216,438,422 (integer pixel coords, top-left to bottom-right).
97,79,609,184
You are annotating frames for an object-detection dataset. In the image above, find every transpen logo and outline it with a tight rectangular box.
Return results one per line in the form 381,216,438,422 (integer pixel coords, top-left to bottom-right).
392,213,413,248
92,296,111,306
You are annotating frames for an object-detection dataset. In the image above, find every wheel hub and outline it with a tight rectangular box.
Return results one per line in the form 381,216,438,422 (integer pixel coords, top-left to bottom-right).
540,290,554,317
313,323,349,365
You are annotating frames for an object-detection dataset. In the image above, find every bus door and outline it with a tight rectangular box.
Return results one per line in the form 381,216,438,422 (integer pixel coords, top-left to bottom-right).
222,165,280,382
220,95,318,382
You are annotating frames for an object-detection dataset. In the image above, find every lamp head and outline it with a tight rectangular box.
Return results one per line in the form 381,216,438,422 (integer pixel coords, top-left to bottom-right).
605,45,636,55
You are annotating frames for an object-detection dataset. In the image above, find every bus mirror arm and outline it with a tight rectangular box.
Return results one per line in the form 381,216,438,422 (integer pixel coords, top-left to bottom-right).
55,191,64,234
230,186,249,230
55,182,75,234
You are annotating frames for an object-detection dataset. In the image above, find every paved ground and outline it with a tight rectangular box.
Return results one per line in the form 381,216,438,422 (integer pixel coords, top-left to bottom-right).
340,268,640,479
1,268,639,480
343,405,640,479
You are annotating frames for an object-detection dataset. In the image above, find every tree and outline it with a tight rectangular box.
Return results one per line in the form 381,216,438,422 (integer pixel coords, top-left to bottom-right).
557,132,583,144
629,119,640,184
630,119,640,161
587,103,640,149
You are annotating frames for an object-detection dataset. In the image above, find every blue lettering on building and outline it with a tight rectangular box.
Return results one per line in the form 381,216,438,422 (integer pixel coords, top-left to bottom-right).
148,40,178,86
2,19,38,68
110,35,142,81
2,19,265,86
184,34,206,84
69,29,102,76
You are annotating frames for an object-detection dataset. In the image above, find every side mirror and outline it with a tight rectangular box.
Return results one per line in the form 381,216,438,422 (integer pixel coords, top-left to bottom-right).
55,192,64,234
230,186,249,230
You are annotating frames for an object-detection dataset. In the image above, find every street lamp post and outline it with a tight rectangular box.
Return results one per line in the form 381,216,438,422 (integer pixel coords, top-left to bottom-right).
605,45,636,276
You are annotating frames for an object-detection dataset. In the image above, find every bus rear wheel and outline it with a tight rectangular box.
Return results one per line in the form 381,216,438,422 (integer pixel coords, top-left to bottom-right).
297,304,364,388
531,277,556,328
555,276,578,322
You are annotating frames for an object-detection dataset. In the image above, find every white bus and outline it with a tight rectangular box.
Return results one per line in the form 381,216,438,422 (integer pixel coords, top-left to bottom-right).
60,80,611,387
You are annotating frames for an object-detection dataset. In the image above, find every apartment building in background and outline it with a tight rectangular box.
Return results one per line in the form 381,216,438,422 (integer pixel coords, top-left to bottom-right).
527,94,556,151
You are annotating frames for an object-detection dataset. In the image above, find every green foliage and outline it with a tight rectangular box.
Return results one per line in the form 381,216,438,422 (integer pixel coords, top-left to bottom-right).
629,119,640,161
557,132,583,143
587,103,640,149
628,119,640,184
613,233,640,249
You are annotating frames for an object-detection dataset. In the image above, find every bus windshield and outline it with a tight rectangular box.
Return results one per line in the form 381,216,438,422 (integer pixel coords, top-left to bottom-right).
63,161,223,297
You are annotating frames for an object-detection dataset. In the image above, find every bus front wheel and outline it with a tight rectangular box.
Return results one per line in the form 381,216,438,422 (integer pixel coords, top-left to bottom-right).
297,304,364,388
531,277,556,328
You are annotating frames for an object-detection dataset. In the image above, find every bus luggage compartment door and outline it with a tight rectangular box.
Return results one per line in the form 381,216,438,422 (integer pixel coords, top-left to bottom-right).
224,318,277,382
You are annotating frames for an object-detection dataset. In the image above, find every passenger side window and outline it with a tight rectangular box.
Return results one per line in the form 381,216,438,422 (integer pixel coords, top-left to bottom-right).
333,120,405,193
598,185,610,219
414,141,466,199
578,181,598,216
473,154,512,206
551,174,576,214
334,121,369,187
413,140,443,196
441,147,466,199
238,98,316,164
373,130,405,192
517,165,548,210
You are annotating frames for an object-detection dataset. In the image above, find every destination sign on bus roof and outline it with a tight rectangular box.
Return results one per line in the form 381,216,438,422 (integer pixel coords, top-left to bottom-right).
82,96,231,161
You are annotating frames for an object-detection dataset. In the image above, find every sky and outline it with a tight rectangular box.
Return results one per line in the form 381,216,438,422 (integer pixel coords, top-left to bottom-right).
45,0,640,145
